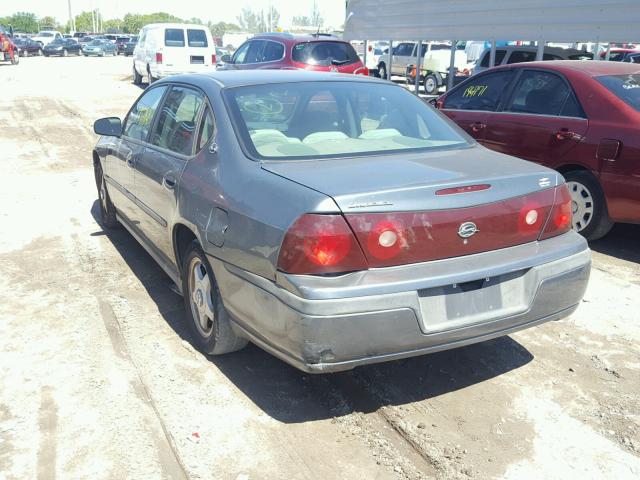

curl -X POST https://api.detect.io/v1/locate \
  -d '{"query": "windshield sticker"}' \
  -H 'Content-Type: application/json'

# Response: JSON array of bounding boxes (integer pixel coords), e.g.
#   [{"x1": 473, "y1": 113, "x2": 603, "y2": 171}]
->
[{"x1": 463, "y1": 85, "x2": 489, "y2": 97}]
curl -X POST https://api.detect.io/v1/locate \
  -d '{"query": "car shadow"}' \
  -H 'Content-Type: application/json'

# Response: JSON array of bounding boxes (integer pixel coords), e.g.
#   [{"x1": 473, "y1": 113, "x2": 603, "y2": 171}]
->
[
  {"x1": 91, "y1": 201, "x2": 534, "y2": 423},
  {"x1": 590, "y1": 223, "x2": 640, "y2": 265}
]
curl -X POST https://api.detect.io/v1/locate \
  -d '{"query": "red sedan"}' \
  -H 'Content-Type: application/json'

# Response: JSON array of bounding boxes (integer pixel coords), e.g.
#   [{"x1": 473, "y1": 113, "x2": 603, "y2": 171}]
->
[{"x1": 436, "y1": 61, "x2": 640, "y2": 240}]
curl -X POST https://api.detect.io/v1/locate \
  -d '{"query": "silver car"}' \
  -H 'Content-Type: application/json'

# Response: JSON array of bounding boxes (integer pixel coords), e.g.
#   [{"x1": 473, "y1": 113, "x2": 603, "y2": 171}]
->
[{"x1": 92, "y1": 71, "x2": 591, "y2": 373}]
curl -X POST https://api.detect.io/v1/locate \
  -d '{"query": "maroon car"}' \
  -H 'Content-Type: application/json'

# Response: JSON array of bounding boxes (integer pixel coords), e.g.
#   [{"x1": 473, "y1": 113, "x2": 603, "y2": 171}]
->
[
  {"x1": 221, "y1": 33, "x2": 368, "y2": 75},
  {"x1": 436, "y1": 61, "x2": 640, "y2": 240}
]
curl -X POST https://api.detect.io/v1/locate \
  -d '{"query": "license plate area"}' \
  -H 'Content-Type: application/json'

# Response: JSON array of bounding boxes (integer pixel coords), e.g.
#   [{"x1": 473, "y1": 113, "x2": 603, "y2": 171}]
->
[
  {"x1": 190, "y1": 56, "x2": 204, "y2": 64},
  {"x1": 417, "y1": 269, "x2": 533, "y2": 334}
]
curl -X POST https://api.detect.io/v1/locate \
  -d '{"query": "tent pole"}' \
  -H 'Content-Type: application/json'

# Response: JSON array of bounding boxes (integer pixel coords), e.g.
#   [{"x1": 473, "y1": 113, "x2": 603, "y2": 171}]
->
[
  {"x1": 536, "y1": 40, "x2": 545, "y2": 61},
  {"x1": 387, "y1": 39, "x2": 393, "y2": 80},
  {"x1": 489, "y1": 40, "x2": 496, "y2": 67},
  {"x1": 448, "y1": 40, "x2": 456, "y2": 91},
  {"x1": 605, "y1": 43, "x2": 611, "y2": 61},
  {"x1": 415, "y1": 40, "x2": 422, "y2": 95},
  {"x1": 363, "y1": 40, "x2": 368, "y2": 67},
  {"x1": 594, "y1": 41, "x2": 600, "y2": 60}
]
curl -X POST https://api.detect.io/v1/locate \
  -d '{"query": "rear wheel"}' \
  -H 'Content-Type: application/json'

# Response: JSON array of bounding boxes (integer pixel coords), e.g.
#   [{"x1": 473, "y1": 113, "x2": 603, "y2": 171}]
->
[
  {"x1": 62, "y1": 49, "x2": 68, "y2": 57},
  {"x1": 181, "y1": 241, "x2": 248, "y2": 355},
  {"x1": 22, "y1": 49, "x2": 28, "y2": 57},
  {"x1": 38, "y1": 48, "x2": 43, "y2": 56},
  {"x1": 10, "y1": 51, "x2": 19, "y2": 65},
  {"x1": 378, "y1": 62, "x2": 387, "y2": 80},
  {"x1": 424, "y1": 73, "x2": 439, "y2": 94},
  {"x1": 564, "y1": 170, "x2": 613, "y2": 241},
  {"x1": 147, "y1": 65, "x2": 157, "y2": 84},
  {"x1": 133, "y1": 64, "x2": 142, "y2": 85}
]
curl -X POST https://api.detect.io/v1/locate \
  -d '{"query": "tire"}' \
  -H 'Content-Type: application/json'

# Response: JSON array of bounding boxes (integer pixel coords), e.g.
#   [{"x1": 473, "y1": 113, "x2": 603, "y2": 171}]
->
[
  {"x1": 147, "y1": 66, "x2": 157, "y2": 84},
  {"x1": 423, "y1": 73, "x2": 439, "y2": 95},
  {"x1": 94, "y1": 163, "x2": 119, "y2": 229},
  {"x1": 378, "y1": 62, "x2": 387, "y2": 80},
  {"x1": 22, "y1": 49, "x2": 28, "y2": 57},
  {"x1": 62, "y1": 49, "x2": 68, "y2": 57},
  {"x1": 44, "y1": 53, "x2": 49, "y2": 57},
  {"x1": 38, "y1": 48, "x2": 43, "y2": 56},
  {"x1": 11, "y1": 51, "x2": 19, "y2": 65},
  {"x1": 133, "y1": 64, "x2": 142, "y2": 85},
  {"x1": 181, "y1": 241, "x2": 248, "y2": 355},
  {"x1": 564, "y1": 170, "x2": 613, "y2": 241}
]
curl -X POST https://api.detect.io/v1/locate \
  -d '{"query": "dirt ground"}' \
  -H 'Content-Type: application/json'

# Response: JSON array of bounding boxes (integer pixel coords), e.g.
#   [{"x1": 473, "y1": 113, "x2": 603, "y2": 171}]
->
[{"x1": 0, "y1": 56, "x2": 639, "y2": 480}]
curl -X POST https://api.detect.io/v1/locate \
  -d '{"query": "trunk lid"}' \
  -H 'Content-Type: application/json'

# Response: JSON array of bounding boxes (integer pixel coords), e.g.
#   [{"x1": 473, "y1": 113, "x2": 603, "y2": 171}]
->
[{"x1": 262, "y1": 145, "x2": 561, "y2": 213}]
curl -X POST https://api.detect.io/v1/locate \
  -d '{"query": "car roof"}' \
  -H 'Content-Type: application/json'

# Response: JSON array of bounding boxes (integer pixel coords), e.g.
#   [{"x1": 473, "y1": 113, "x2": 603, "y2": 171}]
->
[
  {"x1": 162, "y1": 70, "x2": 389, "y2": 89},
  {"x1": 144, "y1": 23, "x2": 209, "y2": 30},
  {"x1": 493, "y1": 60, "x2": 640, "y2": 76},
  {"x1": 487, "y1": 45, "x2": 586, "y2": 55},
  {"x1": 252, "y1": 33, "x2": 344, "y2": 44}
]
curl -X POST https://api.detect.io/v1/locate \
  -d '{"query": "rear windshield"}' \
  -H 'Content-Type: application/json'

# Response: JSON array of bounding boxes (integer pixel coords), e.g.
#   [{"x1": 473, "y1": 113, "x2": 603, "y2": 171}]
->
[
  {"x1": 292, "y1": 41, "x2": 360, "y2": 66},
  {"x1": 224, "y1": 81, "x2": 469, "y2": 160},
  {"x1": 164, "y1": 28, "x2": 185, "y2": 47},
  {"x1": 187, "y1": 29, "x2": 208, "y2": 47},
  {"x1": 596, "y1": 74, "x2": 640, "y2": 111},
  {"x1": 39, "y1": 32, "x2": 54, "y2": 37}
]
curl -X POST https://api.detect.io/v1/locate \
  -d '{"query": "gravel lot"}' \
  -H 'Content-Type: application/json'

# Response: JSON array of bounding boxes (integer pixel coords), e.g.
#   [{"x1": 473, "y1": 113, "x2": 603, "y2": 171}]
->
[{"x1": 0, "y1": 56, "x2": 639, "y2": 480}]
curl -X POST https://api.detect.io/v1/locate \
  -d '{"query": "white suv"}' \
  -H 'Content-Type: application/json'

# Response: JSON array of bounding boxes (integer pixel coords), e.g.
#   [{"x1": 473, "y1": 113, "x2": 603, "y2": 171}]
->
[
  {"x1": 133, "y1": 23, "x2": 216, "y2": 84},
  {"x1": 32, "y1": 30, "x2": 62, "y2": 46}
]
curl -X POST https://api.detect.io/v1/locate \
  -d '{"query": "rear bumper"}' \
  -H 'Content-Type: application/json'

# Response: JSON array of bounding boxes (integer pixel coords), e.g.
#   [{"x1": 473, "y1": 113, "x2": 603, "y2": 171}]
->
[
  {"x1": 210, "y1": 232, "x2": 590, "y2": 373},
  {"x1": 151, "y1": 64, "x2": 215, "y2": 78}
]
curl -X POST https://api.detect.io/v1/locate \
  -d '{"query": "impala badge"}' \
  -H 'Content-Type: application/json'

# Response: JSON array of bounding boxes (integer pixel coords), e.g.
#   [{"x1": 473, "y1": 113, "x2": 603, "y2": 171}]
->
[{"x1": 458, "y1": 222, "x2": 478, "y2": 239}]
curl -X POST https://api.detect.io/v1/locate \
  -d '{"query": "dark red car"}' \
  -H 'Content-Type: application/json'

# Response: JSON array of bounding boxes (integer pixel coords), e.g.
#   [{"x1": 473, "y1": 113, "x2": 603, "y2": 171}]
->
[
  {"x1": 435, "y1": 61, "x2": 640, "y2": 240},
  {"x1": 220, "y1": 33, "x2": 368, "y2": 75}
]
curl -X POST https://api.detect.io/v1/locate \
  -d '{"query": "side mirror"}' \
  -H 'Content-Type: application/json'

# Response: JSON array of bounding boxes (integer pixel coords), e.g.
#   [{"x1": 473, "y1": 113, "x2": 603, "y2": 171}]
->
[
  {"x1": 94, "y1": 117, "x2": 122, "y2": 137},
  {"x1": 220, "y1": 54, "x2": 232, "y2": 63}
]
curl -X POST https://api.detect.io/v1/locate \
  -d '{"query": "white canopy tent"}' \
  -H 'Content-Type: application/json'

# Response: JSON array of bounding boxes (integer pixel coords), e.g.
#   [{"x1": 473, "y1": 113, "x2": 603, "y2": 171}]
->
[{"x1": 344, "y1": 0, "x2": 640, "y2": 93}]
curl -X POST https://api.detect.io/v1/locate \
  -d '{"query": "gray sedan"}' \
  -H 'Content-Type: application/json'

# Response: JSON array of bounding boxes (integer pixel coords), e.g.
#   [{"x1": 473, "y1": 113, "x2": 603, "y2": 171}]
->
[{"x1": 92, "y1": 71, "x2": 590, "y2": 373}]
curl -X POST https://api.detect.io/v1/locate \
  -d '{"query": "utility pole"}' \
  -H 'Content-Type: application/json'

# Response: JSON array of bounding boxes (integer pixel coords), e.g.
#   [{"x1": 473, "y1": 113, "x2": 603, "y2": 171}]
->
[{"x1": 67, "y1": 0, "x2": 75, "y2": 34}]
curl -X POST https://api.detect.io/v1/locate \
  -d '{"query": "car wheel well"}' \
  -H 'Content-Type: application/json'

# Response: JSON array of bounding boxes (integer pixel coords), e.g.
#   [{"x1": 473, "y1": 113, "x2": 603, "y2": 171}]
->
[
  {"x1": 556, "y1": 164, "x2": 591, "y2": 177},
  {"x1": 174, "y1": 224, "x2": 198, "y2": 275}
]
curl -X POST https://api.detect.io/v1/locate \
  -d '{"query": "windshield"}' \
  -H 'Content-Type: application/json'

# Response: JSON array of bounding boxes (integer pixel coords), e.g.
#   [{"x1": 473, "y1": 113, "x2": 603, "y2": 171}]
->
[
  {"x1": 38, "y1": 32, "x2": 54, "y2": 37},
  {"x1": 292, "y1": 41, "x2": 360, "y2": 66},
  {"x1": 225, "y1": 81, "x2": 469, "y2": 160},
  {"x1": 88, "y1": 40, "x2": 104, "y2": 46},
  {"x1": 596, "y1": 74, "x2": 640, "y2": 111}
]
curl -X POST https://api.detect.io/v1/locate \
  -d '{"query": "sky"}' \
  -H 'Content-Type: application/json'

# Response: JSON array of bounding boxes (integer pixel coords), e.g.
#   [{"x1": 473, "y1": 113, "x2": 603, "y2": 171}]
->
[{"x1": 0, "y1": 0, "x2": 347, "y2": 28}]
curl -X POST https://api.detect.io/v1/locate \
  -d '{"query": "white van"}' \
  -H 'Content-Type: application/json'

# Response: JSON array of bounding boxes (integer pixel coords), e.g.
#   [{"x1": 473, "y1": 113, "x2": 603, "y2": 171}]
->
[{"x1": 133, "y1": 23, "x2": 216, "y2": 84}]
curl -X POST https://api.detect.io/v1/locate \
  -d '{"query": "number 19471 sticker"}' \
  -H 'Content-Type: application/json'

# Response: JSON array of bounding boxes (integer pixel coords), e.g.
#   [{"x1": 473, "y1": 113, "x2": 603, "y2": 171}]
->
[{"x1": 463, "y1": 85, "x2": 489, "y2": 97}]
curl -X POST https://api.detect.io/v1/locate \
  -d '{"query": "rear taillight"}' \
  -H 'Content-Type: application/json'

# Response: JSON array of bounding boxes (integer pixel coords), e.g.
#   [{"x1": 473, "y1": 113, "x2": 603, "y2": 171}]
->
[
  {"x1": 212, "y1": 54, "x2": 216, "y2": 64},
  {"x1": 354, "y1": 66, "x2": 369, "y2": 76},
  {"x1": 155, "y1": 52, "x2": 163, "y2": 63},
  {"x1": 277, "y1": 214, "x2": 368, "y2": 275},
  {"x1": 539, "y1": 184, "x2": 572, "y2": 240}
]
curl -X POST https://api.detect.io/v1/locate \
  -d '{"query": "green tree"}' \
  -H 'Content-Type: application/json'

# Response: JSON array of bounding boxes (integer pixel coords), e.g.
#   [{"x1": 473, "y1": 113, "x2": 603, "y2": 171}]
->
[
  {"x1": 311, "y1": 1, "x2": 324, "y2": 27},
  {"x1": 103, "y1": 19, "x2": 123, "y2": 33},
  {"x1": 39, "y1": 16, "x2": 61, "y2": 31},
  {"x1": 236, "y1": 8, "x2": 262, "y2": 33},
  {"x1": 74, "y1": 11, "x2": 96, "y2": 33},
  {"x1": 208, "y1": 21, "x2": 241, "y2": 38},
  {"x1": 292, "y1": 15, "x2": 312, "y2": 27},
  {"x1": 265, "y1": 6, "x2": 280, "y2": 30},
  {"x1": 7, "y1": 12, "x2": 39, "y2": 33}
]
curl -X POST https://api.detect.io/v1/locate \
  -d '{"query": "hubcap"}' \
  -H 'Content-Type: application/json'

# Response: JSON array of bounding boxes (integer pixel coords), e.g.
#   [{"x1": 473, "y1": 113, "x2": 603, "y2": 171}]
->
[
  {"x1": 188, "y1": 258, "x2": 215, "y2": 337},
  {"x1": 567, "y1": 180, "x2": 594, "y2": 232},
  {"x1": 426, "y1": 78, "x2": 436, "y2": 92}
]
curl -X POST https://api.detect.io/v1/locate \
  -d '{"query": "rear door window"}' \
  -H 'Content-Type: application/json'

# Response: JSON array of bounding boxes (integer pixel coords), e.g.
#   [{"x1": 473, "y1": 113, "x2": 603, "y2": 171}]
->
[
  {"x1": 444, "y1": 70, "x2": 515, "y2": 111},
  {"x1": 262, "y1": 41, "x2": 284, "y2": 62},
  {"x1": 292, "y1": 41, "x2": 360, "y2": 66},
  {"x1": 150, "y1": 86, "x2": 205, "y2": 156},
  {"x1": 507, "y1": 51, "x2": 536, "y2": 64},
  {"x1": 244, "y1": 40, "x2": 266, "y2": 63},
  {"x1": 164, "y1": 28, "x2": 185, "y2": 47},
  {"x1": 505, "y1": 70, "x2": 580, "y2": 116},
  {"x1": 123, "y1": 86, "x2": 167, "y2": 141},
  {"x1": 480, "y1": 49, "x2": 507, "y2": 67},
  {"x1": 187, "y1": 29, "x2": 208, "y2": 48},
  {"x1": 197, "y1": 106, "x2": 215, "y2": 151}
]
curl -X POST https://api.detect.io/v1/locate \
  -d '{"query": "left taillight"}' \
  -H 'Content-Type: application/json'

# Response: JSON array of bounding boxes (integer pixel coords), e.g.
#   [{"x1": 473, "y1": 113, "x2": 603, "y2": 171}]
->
[
  {"x1": 211, "y1": 53, "x2": 216, "y2": 64},
  {"x1": 539, "y1": 184, "x2": 572, "y2": 240},
  {"x1": 155, "y1": 52, "x2": 163, "y2": 63},
  {"x1": 277, "y1": 214, "x2": 368, "y2": 275}
]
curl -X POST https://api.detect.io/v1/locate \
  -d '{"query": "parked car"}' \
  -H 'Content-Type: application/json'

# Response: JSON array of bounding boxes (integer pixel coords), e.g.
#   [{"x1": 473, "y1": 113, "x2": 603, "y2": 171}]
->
[
  {"x1": 32, "y1": 30, "x2": 62, "y2": 46},
  {"x1": 0, "y1": 24, "x2": 19, "y2": 65},
  {"x1": 91, "y1": 70, "x2": 590, "y2": 373},
  {"x1": 43, "y1": 38, "x2": 82, "y2": 57},
  {"x1": 115, "y1": 36, "x2": 130, "y2": 54},
  {"x1": 123, "y1": 36, "x2": 138, "y2": 56},
  {"x1": 473, "y1": 46, "x2": 593, "y2": 74},
  {"x1": 133, "y1": 23, "x2": 216, "y2": 85},
  {"x1": 220, "y1": 33, "x2": 368, "y2": 75},
  {"x1": 600, "y1": 48, "x2": 640, "y2": 62},
  {"x1": 435, "y1": 61, "x2": 640, "y2": 240},
  {"x1": 14, "y1": 37, "x2": 43, "y2": 57},
  {"x1": 405, "y1": 45, "x2": 470, "y2": 94},
  {"x1": 82, "y1": 39, "x2": 117, "y2": 57}
]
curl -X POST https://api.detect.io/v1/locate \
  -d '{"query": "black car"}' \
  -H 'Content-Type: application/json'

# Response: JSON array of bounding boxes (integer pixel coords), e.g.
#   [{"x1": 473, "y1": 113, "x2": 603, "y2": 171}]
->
[
  {"x1": 115, "y1": 36, "x2": 130, "y2": 55},
  {"x1": 14, "y1": 38, "x2": 43, "y2": 56},
  {"x1": 123, "y1": 36, "x2": 138, "y2": 56},
  {"x1": 43, "y1": 38, "x2": 82, "y2": 57}
]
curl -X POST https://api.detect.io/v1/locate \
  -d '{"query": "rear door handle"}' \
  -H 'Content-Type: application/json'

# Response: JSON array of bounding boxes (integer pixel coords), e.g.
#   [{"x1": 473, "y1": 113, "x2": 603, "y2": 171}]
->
[
  {"x1": 555, "y1": 128, "x2": 579, "y2": 140},
  {"x1": 469, "y1": 122, "x2": 486, "y2": 133},
  {"x1": 163, "y1": 173, "x2": 177, "y2": 190}
]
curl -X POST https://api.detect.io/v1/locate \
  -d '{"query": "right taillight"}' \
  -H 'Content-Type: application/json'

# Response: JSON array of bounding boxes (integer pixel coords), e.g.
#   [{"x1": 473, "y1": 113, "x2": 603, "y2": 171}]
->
[
  {"x1": 277, "y1": 214, "x2": 368, "y2": 275},
  {"x1": 539, "y1": 184, "x2": 573, "y2": 240},
  {"x1": 155, "y1": 52, "x2": 163, "y2": 63}
]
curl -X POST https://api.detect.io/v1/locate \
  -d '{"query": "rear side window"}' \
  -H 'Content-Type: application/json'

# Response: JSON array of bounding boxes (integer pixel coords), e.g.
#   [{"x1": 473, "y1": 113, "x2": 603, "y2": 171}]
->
[
  {"x1": 187, "y1": 29, "x2": 208, "y2": 48},
  {"x1": 165, "y1": 29, "x2": 185, "y2": 47},
  {"x1": 150, "y1": 86, "x2": 205, "y2": 155},
  {"x1": 262, "y1": 41, "x2": 284, "y2": 62},
  {"x1": 292, "y1": 41, "x2": 360, "y2": 66},
  {"x1": 444, "y1": 70, "x2": 514, "y2": 111},
  {"x1": 480, "y1": 49, "x2": 506, "y2": 67},
  {"x1": 596, "y1": 74, "x2": 640, "y2": 112},
  {"x1": 505, "y1": 70, "x2": 582, "y2": 117},
  {"x1": 123, "y1": 86, "x2": 167, "y2": 141},
  {"x1": 507, "y1": 51, "x2": 535, "y2": 64},
  {"x1": 197, "y1": 106, "x2": 215, "y2": 151}
]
